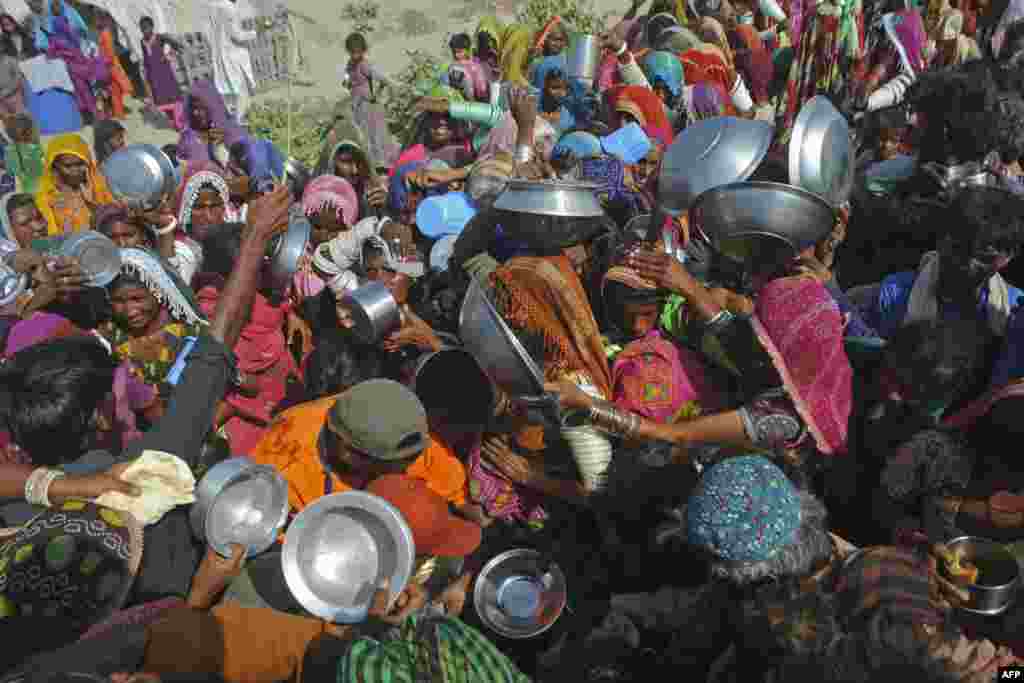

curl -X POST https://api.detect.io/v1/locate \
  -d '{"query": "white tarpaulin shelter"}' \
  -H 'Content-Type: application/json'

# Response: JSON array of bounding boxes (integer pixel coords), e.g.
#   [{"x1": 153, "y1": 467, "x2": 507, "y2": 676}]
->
[
  {"x1": 81, "y1": 0, "x2": 183, "y2": 60},
  {"x1": 2, "y1": 0, "x2": 32, "y2": 22}
]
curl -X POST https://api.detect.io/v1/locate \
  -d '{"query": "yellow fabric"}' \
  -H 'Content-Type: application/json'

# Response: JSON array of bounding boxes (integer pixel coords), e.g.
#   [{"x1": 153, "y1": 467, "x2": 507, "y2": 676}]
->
[
  {"x1": 35, "y1": 133, "x2": 114, "y2": 235},
  {"x1": 476, "y1": 16, "x2": 504, "y2": 53},
  {"x1": 500, "y1": 24, "x2": 533, "y2": 86}
]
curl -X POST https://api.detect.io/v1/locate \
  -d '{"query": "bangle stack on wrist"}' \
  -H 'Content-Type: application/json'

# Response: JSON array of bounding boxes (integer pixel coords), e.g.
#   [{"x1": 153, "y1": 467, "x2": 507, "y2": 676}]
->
[
  {"x1": 588, "y1": 400, "x2": 640, "y2": 438},
  {"x1": 24, "y1": 467, "x2": 66, "y2": 507}
]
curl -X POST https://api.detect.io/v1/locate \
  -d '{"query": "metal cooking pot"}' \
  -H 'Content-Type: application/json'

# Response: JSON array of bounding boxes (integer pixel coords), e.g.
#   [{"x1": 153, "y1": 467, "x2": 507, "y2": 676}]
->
[
  {"x1": 658, "y1": 117, "x2": 774, "y2": 215},
  {"x1": 266, "y1": 209, "x2": 311, "y2": 294},
  {"x1": 283, "y1": 157, "x2": 311, "y2": 201},
  {"x1": 342, "y1": 281, "x2": 401, "y2": 345},
  {"x1": 788, "y1": 96, "x2": 854, "y2": 207},
  {"x1": 945, "y1": 536, "x2": 1020, "y2": 616},
  {"x1": 567, "y1": 34, "x2": 601, "y2": 87},
  {"x1": 493, "y1": 179, "x2": 604, "y2": 218},
  {"x1": 458, "y1": 276, "x2": 545, "y2": 399},
  {"x1": 190, "y1": 457, "x2": 289, "y2": 559},
  {"x1": 101, "y1": 144, "x2": 177, "y2": 212},
  {"x1": 691, "y1": 181, "x2": 835, "y2": 269}
]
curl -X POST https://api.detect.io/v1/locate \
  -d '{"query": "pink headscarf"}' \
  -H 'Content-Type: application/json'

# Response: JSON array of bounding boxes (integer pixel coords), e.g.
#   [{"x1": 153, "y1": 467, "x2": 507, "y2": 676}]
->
[
  {"x1": 751, "y1": 276, "x2": 853, "y2": 455},
  {"x1": 302, "y1": 175, "x2": 359, "y2": 227}
]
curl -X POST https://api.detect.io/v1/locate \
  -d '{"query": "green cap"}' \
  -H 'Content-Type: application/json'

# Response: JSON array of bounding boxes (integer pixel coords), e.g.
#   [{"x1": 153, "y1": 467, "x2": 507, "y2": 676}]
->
[{"x1": 327, "y1": 379, "x2": 430, "y2": 461}]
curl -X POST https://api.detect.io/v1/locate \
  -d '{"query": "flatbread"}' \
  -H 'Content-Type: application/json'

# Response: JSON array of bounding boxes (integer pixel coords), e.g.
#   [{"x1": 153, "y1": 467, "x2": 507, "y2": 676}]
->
[{"x1": 95, "y1": 450, "x2": 196, "y2": 526}]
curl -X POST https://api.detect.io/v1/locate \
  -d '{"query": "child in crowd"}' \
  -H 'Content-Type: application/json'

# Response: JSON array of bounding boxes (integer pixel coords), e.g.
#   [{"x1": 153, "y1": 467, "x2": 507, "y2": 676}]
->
[{"x1": 342, "y1": 32, "x2": 397, "y2": 170}]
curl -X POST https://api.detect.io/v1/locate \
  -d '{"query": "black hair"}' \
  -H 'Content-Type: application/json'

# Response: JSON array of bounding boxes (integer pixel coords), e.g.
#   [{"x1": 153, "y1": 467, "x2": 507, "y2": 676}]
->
[
  {"x1": 303, "y1": 328, "x2": 382, "y2": 401},
  {"x1": 6, "y1": 192, "x2": 36, "y2": 222},
  {"x1": 947, "y1": 185, "x2": 1024, "y2": 255},
  {"x1": 107, "y1": 270, "x2": 150, "y2": 297},
  {"x1": 139, "y1": 15, "x2": 154, "y2": 28},
  {"x1": 197, "y1": 223, "x2": 245, "y2": 278},
  {"x1": 0, "y1": 337, "x2": 117, "y2": 466},
  {"x1": 884, "y1": 318, "x2": 993, "y2": 412},
  {"x1": 407, "y1": 267, "x2": 464, "y2": 336},
  {"x1": 449, "y1": 32, "x2": 471, "y2": 52},
  {"x1": 345, "y1": 32, "x2": 367, "y2": 53}
]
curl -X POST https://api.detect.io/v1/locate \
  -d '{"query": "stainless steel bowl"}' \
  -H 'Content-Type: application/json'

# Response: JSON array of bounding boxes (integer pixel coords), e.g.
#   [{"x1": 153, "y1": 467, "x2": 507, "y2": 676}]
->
[
  {"x1": 59, "y1": 231, "x2": 121, "y2": 287},
  {"x1": 493, "y1": 179, "x2": 604, "y2": 218},
  {"x1": 190, "y1": 457, "x2": 289, "y2": 559},
  {"x1": 659, "y1": 116, "x2": 774, "y2": 214},
  {"x1": 0, "y1": 263, "x2": 28, "y2": 308},
  {"x1": 101, "y1": 144, "x2": 177, "y2": 212},
  {"x1": 283, "y1": 157, "x2": 311, "y2": 200},
  {"x1": 692, "y1": 181, "x2": 836, "y2": 269},
  {"x1": 266, "y1": 209, "x2": 311, "y2": 295},
  {"x1": 788, "y1": 96, "x2": 854, "y2": 207},
  {"x1": 459, "y1": 276, "x2": 545, "y2": 399},
  {"x1": 281, "y1": 491, "x2": 415, "y2": 624},
  {"x1": 945, "y1": 536, "x2": 1020, "y2": 616},
  {"x1": 473, "y1": 548, "x2": 568, "y2": 639},
  {"x1": 342, "y1": 281, "x2": 401, "y2": 345},
  {"x1": 567, "y1": 34, "x2": 601, "y2": 87}
]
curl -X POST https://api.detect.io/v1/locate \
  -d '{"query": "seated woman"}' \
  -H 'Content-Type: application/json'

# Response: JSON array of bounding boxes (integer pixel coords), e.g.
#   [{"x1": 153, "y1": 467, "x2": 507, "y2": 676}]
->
[
  {"x1": 101, "y1": 248, "x2": 207, "y2": 396},
  {"x1": 176, "y1": 79, "x2": 247, "y2": 168}
]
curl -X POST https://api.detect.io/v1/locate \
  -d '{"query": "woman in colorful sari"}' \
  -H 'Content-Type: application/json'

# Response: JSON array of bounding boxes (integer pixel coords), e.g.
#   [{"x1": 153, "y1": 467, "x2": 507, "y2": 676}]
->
[
  {"x1": 45, "y1": 14, "x2": 107, "y2": 124},
  {"x1": 728, "y1": 16, "x2": 776, "y2": 106},
  {"x1": 679, "y1": 39, "x2": 740, "y2": 113},
  {"x1": 640, "y1": 50, "x2": 686, "y2": 127},
  {"x1": 294, "y1": 175, "x2": 359, "y2": 301},
  {"x1": 317, "y1": 126, "x2": 388, "y2": 219},
  {"x1": 391, "y1": 111, "x2": 472, "y2": 176},
  {"x1": 776, "y1": 0, "x2": 863, "y2": 146},
  {"x1": 530, "y1": 55, "x2": 578, "y2": 135},
  {"x1": 96, "y1": 13, "x2": 133, "y2": 119},
  {"x1": 35, "y1": 133, "x2": 114, "y2": 235},
  {"x1": 854, "y1": 2, "x2": 928, "y2": 108},
  {"x1": 176, "y1": 79, "x2": 248, "y2": 167},
  {"x1": 469, "y1": 255, "x2": 616, "y2": 526},
  {"x1": 101, "y1": 248, "x2": 206, "y2": 393}
]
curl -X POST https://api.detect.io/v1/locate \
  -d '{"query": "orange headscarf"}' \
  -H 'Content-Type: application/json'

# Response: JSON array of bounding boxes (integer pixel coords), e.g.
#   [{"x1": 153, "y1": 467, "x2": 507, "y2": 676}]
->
[{"x1": 608, "y1": 85, "x2": 675, "y2": 147}]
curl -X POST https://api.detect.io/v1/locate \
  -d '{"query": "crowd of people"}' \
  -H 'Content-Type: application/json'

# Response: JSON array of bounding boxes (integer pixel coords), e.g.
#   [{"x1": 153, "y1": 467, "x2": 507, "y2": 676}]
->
[{"x1": 3, "y1": 0, "x2": 1024, "y2": 679}]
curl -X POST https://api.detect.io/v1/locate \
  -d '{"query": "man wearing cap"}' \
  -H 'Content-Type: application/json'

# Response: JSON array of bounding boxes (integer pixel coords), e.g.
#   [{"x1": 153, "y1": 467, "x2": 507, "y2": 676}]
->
[{"x1": 249, "y1": 379, "x2": 468, "y2": 514}]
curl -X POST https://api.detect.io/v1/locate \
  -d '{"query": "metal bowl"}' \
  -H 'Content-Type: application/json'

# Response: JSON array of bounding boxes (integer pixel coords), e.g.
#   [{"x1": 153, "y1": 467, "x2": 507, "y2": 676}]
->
[
  {"x1": 493, "y1": 179, "x2": 604, "y2": 218},
  {"x1": 0, "y1": 263, "x2": 28, "y2": 308},
  {"x1": 788, "y1": 96, "x2": 854, "y2": 207},
  {"x1": 283, "y1": 157, "x2": 311, "y2": 201},
  {"x1": 281, "y1": 491, "x2": 415, "y2": 624},
  {"x1": 692, "y1": 181, "x2": 836, "y2": 269},
  {"x1": 190, "y1": 457, "x2": 289, "y2": 559},
  {"x1": 59, "y1": 231, "x2": 121, "y2": 287},
  {"x1": 658, "y1": 117, "x2": 774, "y2": 214},
  {"x1": 459, "y1": 276, "x2": 545, "y2": 399},
  {"x1": 473, "y1": 548, "x2": 568, "y2": 639},
  {"x1": 101, "y1": 144, "x2": 177, "y2": 212},
  {"x1": 266, "y1": 209, "x2": 311, "y2": 294},
  {"x1": 945, "y1": 536, "x2": 1021, "y2": 616},
  {"x1": 342, "y1": 281, "x2": 401, "y2": 345}
]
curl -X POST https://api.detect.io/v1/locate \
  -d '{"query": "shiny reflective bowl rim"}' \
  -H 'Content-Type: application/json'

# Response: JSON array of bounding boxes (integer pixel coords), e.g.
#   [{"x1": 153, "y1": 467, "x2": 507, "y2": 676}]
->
[
  {"x1": 473, "y1": 548, "x2": 568, "y2": 639},
  {"x1": 204, "y1": 463, "x2": 289, "y2": 559},
  {"x1": 946, "y1": 535, "x2": 1021, "y2": 616}
]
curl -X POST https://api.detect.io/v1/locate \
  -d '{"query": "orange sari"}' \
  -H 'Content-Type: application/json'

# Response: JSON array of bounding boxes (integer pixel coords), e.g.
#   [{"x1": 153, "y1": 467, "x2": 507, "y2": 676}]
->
[{"x1": 100, "y1": 29, "x2": 133, "y2": 118}]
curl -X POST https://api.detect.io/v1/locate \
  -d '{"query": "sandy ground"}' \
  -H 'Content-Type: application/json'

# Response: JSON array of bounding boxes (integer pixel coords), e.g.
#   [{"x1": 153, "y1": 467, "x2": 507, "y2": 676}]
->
[{"x1": 55, "y1": 0, "x2": 635, "y2": 152}]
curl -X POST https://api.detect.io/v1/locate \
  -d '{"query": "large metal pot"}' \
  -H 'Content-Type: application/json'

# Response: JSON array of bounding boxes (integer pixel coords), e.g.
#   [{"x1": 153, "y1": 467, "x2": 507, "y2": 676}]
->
[
  {"x1": 691, "y1": 181, "x2": 835, "y2": 269},
  {"x1": 945, "y1": 536, "x2": 1020, "y2": 616},
  {"x1": 458, "y1": 276, "x2": 545, "y2": 399},
  {"x1": 567, "y1": 34, "x2": 601, "y2": 87},
  {"x1": 342, "y1": 281, "x2": 401, "y2": 345},
  {"x1": 788, "y1": 96, "x2": 854, "y2": 207},
  {"x1": 658, "y1": 117, "x2": 774, "y2": 215},
  {"x1": 101, "y1": 144, "x2": 177, "y2": 212},
  {"x1": 493, "y1": 179, "x2": 604, "y2": 218}
]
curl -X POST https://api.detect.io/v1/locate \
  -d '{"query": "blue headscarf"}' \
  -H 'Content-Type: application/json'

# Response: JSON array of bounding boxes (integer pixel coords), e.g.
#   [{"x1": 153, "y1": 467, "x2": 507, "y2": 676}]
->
[
  {"x1": 245, "y1": 138, "x2": 285, "y2": 191},
  {"x1": 641, "y1": 51, "x2": 684, "y2": 99},
  {"x1": 31, "y1": 0, "x2": 88, "y2": 51},
  {"x1": 530, "y1": 55, "x2": 579, "y2": 134}
]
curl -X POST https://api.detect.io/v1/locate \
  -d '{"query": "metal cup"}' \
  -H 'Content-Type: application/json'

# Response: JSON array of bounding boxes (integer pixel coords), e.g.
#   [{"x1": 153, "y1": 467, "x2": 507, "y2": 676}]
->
[{"x1": 567, "y1": 34, "x2": 600, "y2": 89}]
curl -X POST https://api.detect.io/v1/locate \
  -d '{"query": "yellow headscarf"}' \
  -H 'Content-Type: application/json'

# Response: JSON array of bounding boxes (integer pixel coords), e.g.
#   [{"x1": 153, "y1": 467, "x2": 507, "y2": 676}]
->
[
  {"x1": 476, "y1": 16, "x2": 504, "y2": 55},
  {"x1": 500, "y1": 24, "x2": 533, "y2": 87},
  {"x1": 36, "y1": 133, "x2": 114, "y2": 236}
]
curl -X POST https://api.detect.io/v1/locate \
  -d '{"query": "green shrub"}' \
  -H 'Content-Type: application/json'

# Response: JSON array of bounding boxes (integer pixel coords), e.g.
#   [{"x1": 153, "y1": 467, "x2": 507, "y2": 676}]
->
[
  {"x1": 515, "y1": 0, "x2": 606, "y2": 35},
  {"x1": 340, "y1": 0, "x2": 380, "y2": 35},
  {"x1": 382, "y1": 49, "x2": 447, "y2": 140},
  {"x1": 396, "y1": 9, "x2": 439, "y2": 37},
  {"x1": 245, "y1": 98, "x2": 333, "y2": 169}
]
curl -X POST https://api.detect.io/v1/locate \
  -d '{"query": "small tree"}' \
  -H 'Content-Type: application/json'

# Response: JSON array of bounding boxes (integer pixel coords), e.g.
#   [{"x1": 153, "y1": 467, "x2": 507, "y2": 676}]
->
[
  {"x1": 340, "y1": 0, "x2": 380, "y2": 35},
  {"x1": 382, "y1": 49, "x2": 447, "y2": 140},
  {"x1": 515, "y1": 0, "x2": 606, "y2": 35}
]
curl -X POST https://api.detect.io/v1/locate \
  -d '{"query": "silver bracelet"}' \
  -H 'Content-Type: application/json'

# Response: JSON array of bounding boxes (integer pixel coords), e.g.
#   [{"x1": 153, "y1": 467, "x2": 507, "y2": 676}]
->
[
  {"x1": 24, "y1": 468, "x2": 65, "y2": 507},
  {"x1": 514, "y1": 144, "x2": 533, "y2": 164},
  {"x1": 588, "y1": 400, "x2": 640, "y2": 438},
  {"x1": 154, "y1": 217, "x2": 178, "y2": 236}
]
